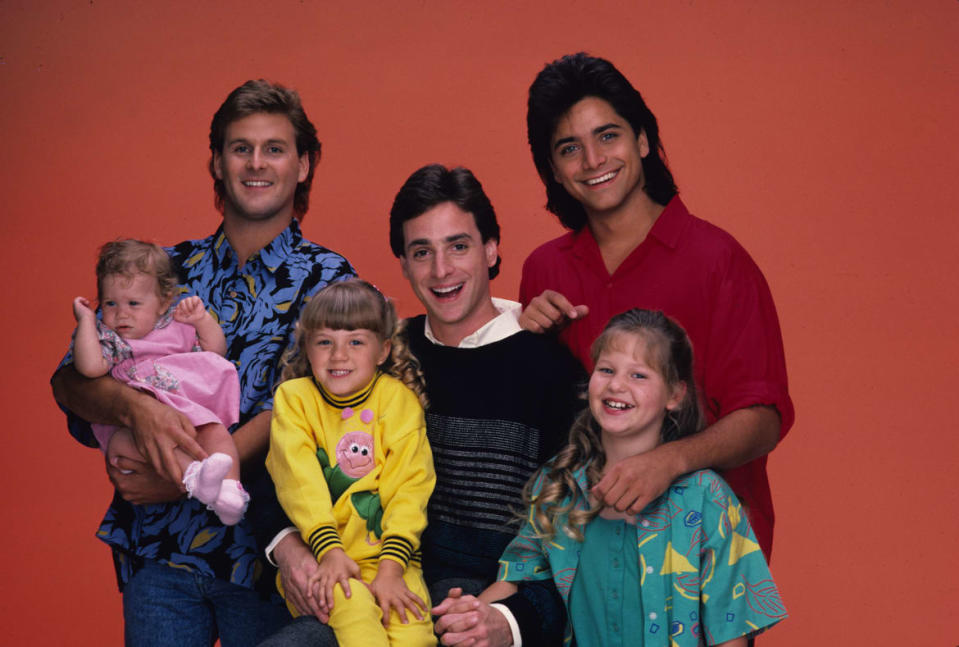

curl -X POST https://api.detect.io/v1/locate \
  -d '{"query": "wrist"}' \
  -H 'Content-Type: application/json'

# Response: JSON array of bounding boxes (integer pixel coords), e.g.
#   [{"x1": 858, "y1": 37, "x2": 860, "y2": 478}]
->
[{"x1": 662, "y1": 435, "x2": 693, "y2": 476}]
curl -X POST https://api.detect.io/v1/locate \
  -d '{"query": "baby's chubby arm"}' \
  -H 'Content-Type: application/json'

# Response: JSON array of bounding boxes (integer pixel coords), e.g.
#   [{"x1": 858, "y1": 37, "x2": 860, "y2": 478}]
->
[
  {"x1": 71, "y1": 296, "x2": 110, "y2": 378},
  {"x1": 174, "y1": 296, "x2": 227, "y2": 356}
]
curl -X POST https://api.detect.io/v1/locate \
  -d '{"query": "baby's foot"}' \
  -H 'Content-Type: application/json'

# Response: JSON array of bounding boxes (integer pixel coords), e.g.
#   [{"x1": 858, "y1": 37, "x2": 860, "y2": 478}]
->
[
  {"x1": 212, "y1": 480, "x2": 250, "y2": 526},
  {"x1": 182, "y1": 453, "x2": 233, "y2": 505}
]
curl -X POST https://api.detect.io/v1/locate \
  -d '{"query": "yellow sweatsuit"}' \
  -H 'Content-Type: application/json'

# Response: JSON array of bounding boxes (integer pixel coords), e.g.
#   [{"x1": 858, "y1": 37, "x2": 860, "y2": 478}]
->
[{"x1": 268, "y1": 373, "x2": 436, "y2": 646}]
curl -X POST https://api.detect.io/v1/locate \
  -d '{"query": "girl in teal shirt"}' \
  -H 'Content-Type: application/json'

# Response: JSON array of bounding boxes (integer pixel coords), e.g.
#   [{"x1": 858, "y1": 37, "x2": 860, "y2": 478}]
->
[{"x1": 483, "y1": 309, "x2": 786, "y2": 646}]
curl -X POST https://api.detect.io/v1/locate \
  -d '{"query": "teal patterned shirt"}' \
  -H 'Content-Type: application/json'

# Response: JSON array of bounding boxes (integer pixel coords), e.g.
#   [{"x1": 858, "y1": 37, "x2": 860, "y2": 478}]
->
[
  {"x1": 498, "y1": 467, "x2": 787, "y2": 645},
  {"x1": 62, "y1": 219, "x2": 355, "y2": 591}
]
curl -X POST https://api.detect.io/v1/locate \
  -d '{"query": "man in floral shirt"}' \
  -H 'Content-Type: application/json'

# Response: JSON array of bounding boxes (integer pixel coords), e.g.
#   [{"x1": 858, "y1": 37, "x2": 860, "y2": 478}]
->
[{"x1": 52, "y1": 80, "x2": 354, "y2": 647}]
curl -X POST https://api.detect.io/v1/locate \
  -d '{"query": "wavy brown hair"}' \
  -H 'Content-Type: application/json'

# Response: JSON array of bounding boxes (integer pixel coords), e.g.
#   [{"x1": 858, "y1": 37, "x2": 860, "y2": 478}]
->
[
  {"x1": 525, "y1": 308, "x2": 703, "y2": 542},
  {"x1": 278, "y1": 279, "x2": 428, "y2": 408}
]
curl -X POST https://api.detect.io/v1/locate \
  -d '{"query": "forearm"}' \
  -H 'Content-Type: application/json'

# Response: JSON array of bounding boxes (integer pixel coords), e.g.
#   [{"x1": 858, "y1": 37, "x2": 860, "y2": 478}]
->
[
  {"x1": 72, "y1": 321, "x2": 110, "y2": 378},
  {"x1": 52, "y1": 364, "x2": 148, "y2": 428},
  {"x1": 192, "y1": 313, "x2": 228, "y2": 356},
  {"x1": 665, "y1": 405, "x2": 781, "y2": 475},
  {"x1": 232, "y1": 410, "x2": 272, "y2": 467}
]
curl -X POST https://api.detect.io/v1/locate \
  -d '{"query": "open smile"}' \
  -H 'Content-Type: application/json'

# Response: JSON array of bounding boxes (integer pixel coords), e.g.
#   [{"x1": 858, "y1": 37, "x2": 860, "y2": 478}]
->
[
  {"x1": 430, "y1": 283, "x2": 464, "y2": 300},
  {"x1": 242, "y1": 180, "x2": 273, "y2": 188},
  {"x1": 584, "y1": 170, "x2": 619, "y2": 187},
  {"x1": 603, "y1": 398, "x2": 634, "y2": 411}
]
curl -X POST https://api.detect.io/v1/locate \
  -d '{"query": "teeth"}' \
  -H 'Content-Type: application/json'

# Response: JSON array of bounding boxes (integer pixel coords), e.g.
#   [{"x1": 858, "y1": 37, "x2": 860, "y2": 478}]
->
[
  {"x1": 586, "y1": 171, "x2": 617, "y2": 186},
  {"x1": 604, "y1": 399, "x2": 632, "y2": 410},
  {"x1": 330, "y1": 370, "x2": 350, "y2": 377},
  {"x1": 432, "y1": 284, "x2": 462, "y2": 295},
  {"x1": 243, "y1": 181, "x2": 271, "y2": 187}
]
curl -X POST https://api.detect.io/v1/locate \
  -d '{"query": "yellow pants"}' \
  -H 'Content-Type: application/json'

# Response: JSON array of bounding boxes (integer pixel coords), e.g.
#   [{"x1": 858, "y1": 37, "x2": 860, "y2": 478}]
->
[{"x1": 278, "y1": 559, "x2": 436, "y2": 647}]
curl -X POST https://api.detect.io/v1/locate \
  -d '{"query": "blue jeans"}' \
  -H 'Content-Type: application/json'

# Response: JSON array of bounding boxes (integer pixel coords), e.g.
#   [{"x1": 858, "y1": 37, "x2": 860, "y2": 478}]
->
[{"x1": 123, "y1": 560, "x2": 291, "y2": 647}]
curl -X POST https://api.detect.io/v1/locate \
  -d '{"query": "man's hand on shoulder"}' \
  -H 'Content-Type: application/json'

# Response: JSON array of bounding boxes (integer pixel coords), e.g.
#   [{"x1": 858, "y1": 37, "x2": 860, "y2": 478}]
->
[
  {"x1": 432, "y1": 588, "x2": 513, "y2": 647},
  {"x1": 593, "y1": 441, "x2": 684, "y2": 515},
  {"x1": 519, "y1": 290, "x2": 588, "y2": 334}
]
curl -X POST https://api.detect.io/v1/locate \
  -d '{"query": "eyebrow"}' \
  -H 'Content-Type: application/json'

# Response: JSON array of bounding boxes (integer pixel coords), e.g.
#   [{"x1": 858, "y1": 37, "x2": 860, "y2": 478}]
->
[
  {"x1": 552, "y1": 123, "x2": 622, "y2": 151},
  {"x1": 226, "y1": 137, "x2": 291, "y2": 147},
  {"x1": 405, "y1": 232, "x2": 472, "y2": 252}
]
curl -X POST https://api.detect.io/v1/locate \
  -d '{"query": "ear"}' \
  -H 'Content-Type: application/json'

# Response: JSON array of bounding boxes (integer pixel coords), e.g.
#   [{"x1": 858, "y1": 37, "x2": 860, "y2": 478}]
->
[
  {"x1": 213, "y1": 151, "x2": 224, "y2": 180},
  {"x1": 376, "y1": 338, "x2": 392, "y2": 367},
  {"x1": 297, "y1": 152, "x2": 309, "y2": 183},
  {"x1": 637, "y1": 129, "x2": 650, "y2": 159},
  {"x1": 666, "y1": 381, "x2": 687, "y2": 412},
  {"x1": 484, "y1": 238, "x2": 498, "y2": 268}
]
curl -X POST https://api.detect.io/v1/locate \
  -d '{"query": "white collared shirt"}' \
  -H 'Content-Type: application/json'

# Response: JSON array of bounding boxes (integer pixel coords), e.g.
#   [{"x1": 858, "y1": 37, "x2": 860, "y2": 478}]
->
[{"x1": 423, "y1": 298, "x2": 523, "y2": 348}]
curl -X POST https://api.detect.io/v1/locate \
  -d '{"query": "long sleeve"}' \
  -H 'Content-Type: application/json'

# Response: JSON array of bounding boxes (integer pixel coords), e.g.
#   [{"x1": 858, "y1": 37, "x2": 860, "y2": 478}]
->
[{"x1": 266, "y1": 379, "x2": 343, "y2": 559}]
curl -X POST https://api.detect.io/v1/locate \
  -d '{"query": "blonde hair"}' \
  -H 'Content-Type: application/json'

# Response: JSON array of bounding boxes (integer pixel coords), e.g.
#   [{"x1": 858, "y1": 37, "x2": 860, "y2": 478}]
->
[
  {"x1": 525, "y1": 308, "x2": 704, "y2": 542},
  {"x1": 278, "y1": 279, "x2": 428, "y2": 408},
  {"x1": 95, "y1": 239, "x2": 177, "y2": 303}
]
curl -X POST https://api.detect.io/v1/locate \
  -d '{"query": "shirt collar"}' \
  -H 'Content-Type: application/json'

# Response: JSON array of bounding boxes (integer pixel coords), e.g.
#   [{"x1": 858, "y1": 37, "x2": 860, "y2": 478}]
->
[
  {"x1": 313, "y1": 371, "x2": 381, "y2": 409},
  {"x1": 423, "y1": 298, "x2": 523, "y2": 348},
  {"x1": 210, "y1": 219, "x2": 303, "y2": 273},
  {"x1": 570, "y1": 195, "x2": 690, "y2": 256}
]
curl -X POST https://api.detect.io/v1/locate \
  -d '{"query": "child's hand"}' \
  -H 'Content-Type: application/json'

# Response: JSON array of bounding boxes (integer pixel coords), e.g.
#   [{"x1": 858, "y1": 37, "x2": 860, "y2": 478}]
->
[
  {"x1": 173, "y1": 296, "x2": 208, "y2": 325},
  {"x1": 307, "y1": 548, "x2": 361, "y2": 616},
  {"x1": 370, "y1": 559, "x2": 426, "y2": 626},
  {"x1": 73, "y1": 296, "x2": 95, "y2": 323}
]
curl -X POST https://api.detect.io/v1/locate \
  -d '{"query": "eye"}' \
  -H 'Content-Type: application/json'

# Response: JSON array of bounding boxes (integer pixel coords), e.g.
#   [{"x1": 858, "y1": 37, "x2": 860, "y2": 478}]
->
[
  {"x1": 129, "y1": 301, "x2": 141, "y2": 307},
  {"x1": 595, "y1": 366, "x2": 613, "y2": 375},
  {"x1": 349, "y1": 339, "x2": 364, "y2": 346},
  {"x1": 103, "y1": 300, "x2": 116, "y2": 307},
  {"x1": 350, "y1": 443, "x2": 360, "y2": 453},
  {"x1": 411, "y1": 248, "x2": 431, "y2": 260},
  {"x1": 558, "y1": 143, "x2": 580, "y2": 157},
  {"x1": 267, "y1": 145, "x2": 284, "y2": 154},
  {"x1": 232, "y1": 144, "x2": 250, "y2": 154},
  {"x1": 630, "y1": 372, "x2": 647, "y2": 380},
  {"x1": 451, "y1": 242, "x2": 469, "y2": 253},
  {"x1": 360, "y1": 447, "x2": 369, "y2": 456},
  {"x1": 314, "y1": 338, "x2": 331, "y2": 346},
  {"x1": 599, "y1": 131, "x2": 618, "y2": 143}
]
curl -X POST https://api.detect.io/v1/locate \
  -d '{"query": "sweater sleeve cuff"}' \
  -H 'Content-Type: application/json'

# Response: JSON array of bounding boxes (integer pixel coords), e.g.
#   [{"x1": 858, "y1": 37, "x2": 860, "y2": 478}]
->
[
  {"x1": 498, "y1": 592, "x2": 538, "y2": 645},
  {"x1": 306, "y1": 525, "x2": 343, "y2": 560},
  {"x1": 489, "y1": 603, "x2": 521, "y2": 647},
  {"x1": 378, "y1": 536, "x2": 415, "y2": 569}
]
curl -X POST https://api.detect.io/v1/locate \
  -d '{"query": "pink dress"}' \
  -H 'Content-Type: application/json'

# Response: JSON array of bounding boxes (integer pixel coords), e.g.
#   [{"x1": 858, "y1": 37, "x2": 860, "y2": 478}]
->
[{"x1": 90, "y1": 315, "x2": 240, "y2": 450}]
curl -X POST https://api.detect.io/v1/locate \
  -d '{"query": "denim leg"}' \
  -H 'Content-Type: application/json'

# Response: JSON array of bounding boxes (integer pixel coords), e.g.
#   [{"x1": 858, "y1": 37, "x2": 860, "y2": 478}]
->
[
  {"x1": 257, "y1": 616, "x2": 339, "y2": 647},
  {"x1": 123, "y1": 561, "x2": 216, "y2": 647},
  {"x1": 205, "y1": 578, "x2": 292, "y2": 647}
]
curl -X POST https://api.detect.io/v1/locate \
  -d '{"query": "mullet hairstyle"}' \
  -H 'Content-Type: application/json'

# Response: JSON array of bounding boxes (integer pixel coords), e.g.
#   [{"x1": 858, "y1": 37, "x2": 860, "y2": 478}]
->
[
  {"x1": 278, "y1": 279, "x2": 428, "y2": 408},
  {"x1": 388, "y1": 163, "x2": 502, "y2": 279},
  {"x1": 527, "y1": 52, "x2": 678, "y2": 230},
  {"x1": 95, "y1": 239, "x2": 178, "y2": 303},
  {"x1": 524, "y1": 308, "x2": 703, "y2": 542},
  {"x1": 208, "y1": 79, "x2": 321, "y2": 219}
]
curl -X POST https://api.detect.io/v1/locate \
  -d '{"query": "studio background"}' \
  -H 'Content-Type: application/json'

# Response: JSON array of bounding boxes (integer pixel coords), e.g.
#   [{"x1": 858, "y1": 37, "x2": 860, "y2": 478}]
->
[{"x1": 2, "y1": 1, "x2": 956, "y2": 644}]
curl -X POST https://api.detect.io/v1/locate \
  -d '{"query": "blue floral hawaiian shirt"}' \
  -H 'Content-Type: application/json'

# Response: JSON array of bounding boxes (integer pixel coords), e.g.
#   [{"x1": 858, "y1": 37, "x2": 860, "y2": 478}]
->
[{"x1": 61, "y1": 219, "x2": 355, "y2": 592}]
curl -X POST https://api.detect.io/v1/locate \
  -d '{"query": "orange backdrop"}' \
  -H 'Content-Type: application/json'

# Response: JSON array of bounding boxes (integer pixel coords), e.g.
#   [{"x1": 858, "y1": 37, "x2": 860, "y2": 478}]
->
[{"x1": 2, "y1": 1, "x2": 957, "y2": 644}]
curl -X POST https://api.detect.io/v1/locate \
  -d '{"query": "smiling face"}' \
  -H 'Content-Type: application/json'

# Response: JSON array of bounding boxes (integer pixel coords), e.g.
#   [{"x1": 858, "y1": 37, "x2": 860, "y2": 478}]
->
[
  {"x1": 213, "y1": 112, "x2": 308, "y2": 225},
  {"x1": 99, "y1": 273, "x2": 171, "y2": 340},
  {"x1": 399, "y1": 201, "x2": 499, "y2": 346},
  {"x1": 588, "y1": 332, "x2": 684, "y2": 453},
  {"x1": 549, "y1": 96, "x2": 651, "y2": 220},
  {"x1": 307, "y1": 327, "x2": 390, "y2": 398}
]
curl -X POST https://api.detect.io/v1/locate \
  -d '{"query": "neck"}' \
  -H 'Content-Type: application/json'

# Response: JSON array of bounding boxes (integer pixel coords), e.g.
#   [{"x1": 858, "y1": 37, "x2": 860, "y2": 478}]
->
[
  {"x1": 221, "y1": 212, "x2": 294, "y2": 267},
  {"x1": 586, "y1": 191, "x2": 665, "y2": 275},
  {"x1": 428, "y1": 298, "x2": 500, "y2": 347},
  {"x1": 601, "y1": 430, "x2": 662, "y2": 468}
]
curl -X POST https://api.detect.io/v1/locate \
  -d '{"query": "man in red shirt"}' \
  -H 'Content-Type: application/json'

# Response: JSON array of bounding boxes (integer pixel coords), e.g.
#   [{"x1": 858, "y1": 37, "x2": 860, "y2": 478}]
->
[{"x1": 520, "y1": 53, "x2": 793, "y2": 558}]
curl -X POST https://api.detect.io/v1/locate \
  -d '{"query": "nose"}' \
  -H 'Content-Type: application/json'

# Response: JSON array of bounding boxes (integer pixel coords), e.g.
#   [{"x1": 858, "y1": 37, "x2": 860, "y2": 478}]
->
[
  {"x1": 247, "y1": 147, "x2": 267, "y2": 170},
  {"x1": 582, "y1": 142, "x2": 606, "y2": 170},
  {"x1": 331, "y1": 342, "x2": 348, "y2": 361},
  {"x1": 431, "y1": 251, "x2": 453, "y2": 278},
  {"x1": 607, "y1": 372, "x2": 626, "y2": 391}
]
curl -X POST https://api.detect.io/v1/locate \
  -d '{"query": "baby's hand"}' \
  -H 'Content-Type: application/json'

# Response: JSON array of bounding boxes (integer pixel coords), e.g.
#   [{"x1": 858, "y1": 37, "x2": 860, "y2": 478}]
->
[
  {"x1": 370, "y1": 559, "x2": 426, "y2": 626},
  {"x1": 173, "y1": 296, "x2": 207, "y2": 325},
  {"x1": 307, "y1": 548, "x2": 361, "y2": 616},
  {"x1": 73, "y1": 296, "x2": 95, "y2": 323}
]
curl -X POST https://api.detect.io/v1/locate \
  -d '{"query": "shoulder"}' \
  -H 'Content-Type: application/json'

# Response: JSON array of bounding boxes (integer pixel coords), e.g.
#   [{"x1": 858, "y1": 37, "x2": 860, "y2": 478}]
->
[
  {"x1": 679, "y1": 211, "x2": 763, "y2": 275},
  {"x1": 523, "y1": 232, "x2": 577, "y2": 269},
  {"x1": 669, "y1": 469, "x2": 740, "y2": 507},
  {"x1": 375, "y1": 374, "x2": 421, "y2": 406},
  {"x1": 275, "y1": 376, "x2": 315, "y2": 400},
  {"x1": 288, "y1": 237, "x2": 354, "y2": 273}
]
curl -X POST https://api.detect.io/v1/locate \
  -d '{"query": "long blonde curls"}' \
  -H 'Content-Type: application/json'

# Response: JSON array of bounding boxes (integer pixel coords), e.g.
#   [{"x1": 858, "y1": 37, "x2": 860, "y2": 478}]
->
[
  {"x1": 277, "y1": 279, "x2": 428, "y2": 408},
  {"x1": 525, "y1": 308, "x2": 704, "y2": 542}
]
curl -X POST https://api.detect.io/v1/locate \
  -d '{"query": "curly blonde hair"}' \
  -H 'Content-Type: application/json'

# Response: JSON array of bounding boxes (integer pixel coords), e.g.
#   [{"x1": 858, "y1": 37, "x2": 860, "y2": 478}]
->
[
  {"x1": 278, "y1": 279, "x2": 428, "y2": 408},
  {"x1": 95, "y1": 239, "x2": 177, "y2": 303},
  {"x1": 525, "y1": 308, "x2": 704, "y2": 542}
]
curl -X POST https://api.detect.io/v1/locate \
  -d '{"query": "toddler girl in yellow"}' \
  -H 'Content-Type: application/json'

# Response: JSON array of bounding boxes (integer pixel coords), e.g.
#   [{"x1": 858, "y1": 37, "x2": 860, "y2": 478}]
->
[{"x1": 267, "y1": 279, "x2": 436, "y2": 646}]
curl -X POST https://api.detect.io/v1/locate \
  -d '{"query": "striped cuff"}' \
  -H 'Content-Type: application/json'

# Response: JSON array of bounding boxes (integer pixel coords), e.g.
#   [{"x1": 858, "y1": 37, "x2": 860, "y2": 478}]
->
[
  {"x1": 378, "y1": 536, "x2": 415, "y2": 568},
  {"x1": 306, "y1": 525, "x2": 343, "y2": 559}
]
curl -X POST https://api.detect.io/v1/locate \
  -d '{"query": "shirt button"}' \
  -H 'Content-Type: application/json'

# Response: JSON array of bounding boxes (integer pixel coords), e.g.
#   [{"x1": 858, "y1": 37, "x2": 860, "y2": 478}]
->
[
  {"x1": 641, "y1": 519, "x2": 650, "y2": 527},
  {"x1": 649, "y1": 612, "x2": 657, "y2": 620},
  {"x1": 646, "y1": 565, "x2": 654, "y2": 574}
]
